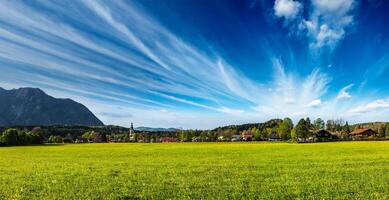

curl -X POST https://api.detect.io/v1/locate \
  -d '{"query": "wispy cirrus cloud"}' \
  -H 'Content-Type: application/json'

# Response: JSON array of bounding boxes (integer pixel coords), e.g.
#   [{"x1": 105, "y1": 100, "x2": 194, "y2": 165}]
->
[
  {"x1": 337, "y1": 84, "x2": 353, "y2": 100},
  {"x1": 0, "y1": 0, "x2": 387, "y2": 128}
]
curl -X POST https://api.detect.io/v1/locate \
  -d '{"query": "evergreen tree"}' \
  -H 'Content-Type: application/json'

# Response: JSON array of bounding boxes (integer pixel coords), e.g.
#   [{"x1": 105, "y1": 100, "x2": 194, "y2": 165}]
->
[
  {"x1": 378, "y1": 124, "x2": 386, "y2": 138},
  {"x1": 296, "y1": 118, "x2": 309, "y2": 142},
  {"x1": 291, "y1": 128, "x2": 297, "y2": 142},
  {"x1": 342, "y1": 121, "x2": 351, "y2": 139},
  {"x1": 313, "y1": 118, "x2": 325, "y2": 130},
  {"x1": 326, "y1": 120, "x2": 334, "y2": 132},
  {"x1": 277, "y1": 118, "x2": 293, "y2": 140},
  {"x1": 385, "y1": 124, "x2": 389, "y2": 138}
]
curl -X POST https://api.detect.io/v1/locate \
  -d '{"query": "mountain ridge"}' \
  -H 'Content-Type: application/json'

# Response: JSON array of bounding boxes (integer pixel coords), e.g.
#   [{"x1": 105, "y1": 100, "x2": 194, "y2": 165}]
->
[{"x1": 0, "y1": 87, "x2": 104, "y2": 126}]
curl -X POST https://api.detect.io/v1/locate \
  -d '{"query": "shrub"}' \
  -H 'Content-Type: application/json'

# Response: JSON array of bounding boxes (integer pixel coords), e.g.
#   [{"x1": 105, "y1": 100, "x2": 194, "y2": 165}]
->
[{"x1": 48, "y1": 135, "x2": 63, "y2": 143}]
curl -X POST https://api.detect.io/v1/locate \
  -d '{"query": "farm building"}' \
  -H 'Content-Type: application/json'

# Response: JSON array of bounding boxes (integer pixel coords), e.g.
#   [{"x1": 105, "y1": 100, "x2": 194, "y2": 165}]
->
[
  {"x1": 309, "y1": 130, "x2": 337, "y2": 142},
  {"x1": 268, "y1": 133, "x2": 281, "y2": 141},
  {"x1": 242, "y1": 132, "x2": 253, "y2": 141},
  {"x1": 161, "y1": 137, "x2": 178, "y2": 143},
  {"x1": 231, "y1": 134, "x2": 241, "y2": 142},
  {"x1": 217, "y1": 135, "x2": 226, "y2": 141},
  {"x1": 350, "y1": 128, "x2": 377, "y2": 138}
]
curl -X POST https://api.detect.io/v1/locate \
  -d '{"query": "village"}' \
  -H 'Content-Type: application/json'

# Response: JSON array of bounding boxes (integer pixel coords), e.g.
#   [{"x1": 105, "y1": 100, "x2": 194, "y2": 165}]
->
[
  {"x1": 1, "y1": 118, "x2": 388, "y2": 146},
  {"x1": 46, "y1": 119, "x2": 389, "y2": 144}
]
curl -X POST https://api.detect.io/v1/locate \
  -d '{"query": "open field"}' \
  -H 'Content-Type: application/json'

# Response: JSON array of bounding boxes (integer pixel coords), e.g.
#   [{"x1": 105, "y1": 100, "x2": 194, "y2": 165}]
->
[{"x1": 1, "y1": 142, "x2": 389, "y2": 199}]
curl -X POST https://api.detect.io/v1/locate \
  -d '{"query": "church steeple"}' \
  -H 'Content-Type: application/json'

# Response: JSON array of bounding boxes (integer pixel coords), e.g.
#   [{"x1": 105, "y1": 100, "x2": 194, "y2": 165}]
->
[{"x1": 129, "y1": 122, "x2": 134, "y2": 140}]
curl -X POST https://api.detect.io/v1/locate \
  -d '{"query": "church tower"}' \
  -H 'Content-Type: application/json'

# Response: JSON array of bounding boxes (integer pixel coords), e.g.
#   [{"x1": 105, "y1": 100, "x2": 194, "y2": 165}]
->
[{"x1": 129, "y1": 122, "x2": 134, "y2": 139}]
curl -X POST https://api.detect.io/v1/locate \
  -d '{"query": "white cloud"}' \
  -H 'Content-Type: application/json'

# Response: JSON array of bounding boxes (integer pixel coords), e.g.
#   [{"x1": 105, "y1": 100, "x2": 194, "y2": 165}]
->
[
  {"x1": 284, "y1": 97, "x2": 296, "y2": 104},
  {"x1": 308, "y1": 99, "x2": 322, "y2": 107},
  {"x1": 348, "y1": 99, "x2": 389, "y2": 114},
  {"x1": 337, "y1": 84, "x2": 353, "y2": 100},
  {"x1": 1, "y1": 1, "x2": 388, "y2": 128},
  {"x1": 218, "y1": 107, "x2": 245, "y2": 115},
  {"x1": 274, "y1": 0, "x2": 302, "y2": 19},
  {"x1": 275, "y1": 0, "x2": 356, "y2": 49},
  {"x1": 252, "y1": 58, "x2": 330, "y2": 120},
  {"x1": 303, "y1": 0, "x2": 355, "y2": 48},
  {"x1": 311, "y1": 0, "x2": 354, "y2": 14}
]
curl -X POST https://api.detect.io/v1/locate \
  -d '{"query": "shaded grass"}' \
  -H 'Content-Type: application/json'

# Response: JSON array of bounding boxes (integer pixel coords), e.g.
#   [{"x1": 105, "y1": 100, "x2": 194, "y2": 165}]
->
[{"x1": 0, "y1": 142, "x2": 389, "y2": 199}]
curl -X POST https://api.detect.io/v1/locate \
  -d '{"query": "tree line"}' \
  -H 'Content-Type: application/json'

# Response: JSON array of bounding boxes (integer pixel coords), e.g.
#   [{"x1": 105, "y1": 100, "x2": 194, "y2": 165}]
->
[
  {"x1": 0, "y1": 127, "x2": 44, "y2": 146},
  {"x1": 1, "y1": 118, "x2": 389, "y2": 145}
]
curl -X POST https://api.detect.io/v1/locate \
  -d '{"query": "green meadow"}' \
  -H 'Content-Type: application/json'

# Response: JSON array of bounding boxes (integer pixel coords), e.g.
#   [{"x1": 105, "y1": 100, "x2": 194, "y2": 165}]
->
[{"x1": 1, "y1": 142, "x2": 389, "y2": 199}]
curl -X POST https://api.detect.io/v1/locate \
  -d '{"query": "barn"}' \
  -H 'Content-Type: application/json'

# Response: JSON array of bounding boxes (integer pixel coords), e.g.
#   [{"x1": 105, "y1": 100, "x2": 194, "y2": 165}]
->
[
  {"x1": 310, "y1": 130, "x2": 337, "y2": 142},
  {"x1": 350, "y1": 128, "x2": 377, "y2": 138}
]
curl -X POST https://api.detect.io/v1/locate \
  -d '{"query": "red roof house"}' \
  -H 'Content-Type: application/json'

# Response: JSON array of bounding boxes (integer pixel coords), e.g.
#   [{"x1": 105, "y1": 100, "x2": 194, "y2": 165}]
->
[
  {"x1": 161, "y1": 137, "x2": 178, "y2": 143},
  {"x1": 350, "y1": 128, "x2": 377, "y2": 138}
]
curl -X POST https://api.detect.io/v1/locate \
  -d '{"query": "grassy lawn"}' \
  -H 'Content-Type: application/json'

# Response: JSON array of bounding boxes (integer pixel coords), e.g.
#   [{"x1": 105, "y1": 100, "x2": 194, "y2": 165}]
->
[{"x1": 1, "y1": 142, "x2": 389, "y2": 199}]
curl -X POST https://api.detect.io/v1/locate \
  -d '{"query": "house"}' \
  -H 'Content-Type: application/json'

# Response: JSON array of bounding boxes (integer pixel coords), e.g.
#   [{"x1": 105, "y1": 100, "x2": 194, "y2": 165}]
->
[
  {"x1": 75, "y1": 136, "x2": 87, "y2": 143},
  {"x1": 231, "y1": 135, "x2": 241, "y2": 142},
  {"x1": 310, "y1": 130, "x2": 337, "y2": 142},
  {"x1": 63, "y1": 134, "x2": 74, "y2": 143},
  {"x1": 217, "y1": 135, "x2": 226, "y2": 141},
  {"x1": 242, "y1": 132, "x2": 253, "y2": 141},
  {"x1": 268, "y1": 133, "x2": 281, "y2": 141},
  {"x1": 350, "y1": 128, "x2": 377, "y2": 138},
  {"x1": 91, "y1": 132, "x2": 104, "y2": 143},
  {"x1": 161, "y1": 137, "x2": 178, "y2": 143}
]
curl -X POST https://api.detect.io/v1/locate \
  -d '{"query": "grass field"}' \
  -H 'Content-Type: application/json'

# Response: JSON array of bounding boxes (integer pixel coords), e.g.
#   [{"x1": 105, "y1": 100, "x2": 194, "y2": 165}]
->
[{"x1": 1, "y1": 142, "x2": 389, "y2": 199}]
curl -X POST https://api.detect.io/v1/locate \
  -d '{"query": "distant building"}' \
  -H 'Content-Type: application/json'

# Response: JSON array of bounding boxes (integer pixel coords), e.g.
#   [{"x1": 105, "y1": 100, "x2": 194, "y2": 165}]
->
[
  {"x1": 92, "y1": 131, "x2": 104, "y2": 143},
  {"x1": 75, "y1": 136, "x2": 87, "y2": 143},
  {"x1": 268, "y1": 133, "x2": 281, "y2": 141},
  {"x1": 217, "y1": 135, "x2": 226, "y2": 141},
  {"x1": 310, "y1": 130, "x2": 337, "y2": 142},
  {"x1": 350, "y1": 128, "x2": 377, "y2": 138},
  {"x1": 161, "y1": 137, "x2": 178, "y2": 143},
  {"x1": 192, "y1": 137, "x2": 201, "y2": 142},
  {"x1": 242, "y1": 132, "x2": 253, "y2": 141},
  {"x1": 231, "y1": 135, "x2": 241, "y2": 142}
]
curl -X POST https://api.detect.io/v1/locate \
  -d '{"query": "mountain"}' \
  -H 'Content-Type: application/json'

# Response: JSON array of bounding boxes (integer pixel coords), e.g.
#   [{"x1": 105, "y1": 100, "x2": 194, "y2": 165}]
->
[
  {"x1": 0, "y1": 87, "x2": 104, "y2": 126},
  {"x1": 135, "y1": 126, "x2": 181, "y2": 132}
]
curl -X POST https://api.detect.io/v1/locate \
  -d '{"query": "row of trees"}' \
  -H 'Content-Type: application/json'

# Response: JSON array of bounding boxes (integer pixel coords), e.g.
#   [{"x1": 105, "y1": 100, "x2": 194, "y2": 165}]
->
[
  {"x1": 0, "y1": 128, "x2": 44, "y2": 146},
  {"x1": 3, "y1": 119, "x2": 389, "y2": 145}
]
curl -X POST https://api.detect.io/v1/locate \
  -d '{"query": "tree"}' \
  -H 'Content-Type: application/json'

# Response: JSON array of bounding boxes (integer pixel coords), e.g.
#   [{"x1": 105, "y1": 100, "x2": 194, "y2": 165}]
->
[
  {"x1": 92, "y1": 131, "x2": 104, "y2": 143},
  {"x1": 82, "y1": 131, "x2": 93, "y2": 142},
  {"x1": 133, "y1": 133, "x2": 140, "y2": 142},
  {"x1": 305, "y1": 117, "x2": 312, "y2": 130},
  {"x1": 261, "y1": 129, "x2": 269, "y2": 140},
  {"x1": 378, "y1": 124, "x2": 386, "y2": 138},
  {"x1": 342, "y1": 121, "x2": 351, "y2": 139},
  {"x1": 313, "y1": 118, "x2": 325, "y2": 130},
  {"x1": 48, "y1": 135, "x2": 63, "y2": 143},
  {"x1": 27, "y1": 131, "x2": 42, "y2": 144},
  {"x1": 326, "y1": 120, "x2": 335, "y2": 132},
  {"x1": 31, "y1": 127, "x2": 44, "y2": 139},
  {"x1": 277, "y1": 118, "x2": 293, "y2": 140},
  {"x1": 296, "y1": 118, "x2": 309, "y2": 142},
  {"x1": 178, "y1": 131, "x2": 187, "y2": 142},
  {"x1": 253, "y1": 129, "x2": 261, "y2": 141},
  {"x1": 334, "y1": 119, "x2": 345, "y2": 132},
  {"x1": 200, "y1": 131, "x2": 208, "y2": 142},
  {"x1": 291, "y1": 128, "x2": 297, "y2": 142},
  {"x1": 385, "y1": 124, "x2": 389, "y2": 138},
  {"x1": 0, "y1": 129, "x2": 18, "y2": 146},
  {"x1": 186, "y1": 129, "x2": 194, "y2": 142}
]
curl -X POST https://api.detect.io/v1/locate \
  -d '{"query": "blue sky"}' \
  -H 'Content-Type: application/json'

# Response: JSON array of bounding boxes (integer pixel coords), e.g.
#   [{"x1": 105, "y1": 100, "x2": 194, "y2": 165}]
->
[{"x1": 0, "y1": 0, "x2": 388, "y2": 129}]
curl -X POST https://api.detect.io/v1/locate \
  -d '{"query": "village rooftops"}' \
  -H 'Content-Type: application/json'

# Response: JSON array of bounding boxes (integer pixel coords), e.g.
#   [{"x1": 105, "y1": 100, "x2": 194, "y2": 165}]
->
[{"x1": 350, "y1": 128, "x2": 377, "y2": 137}]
